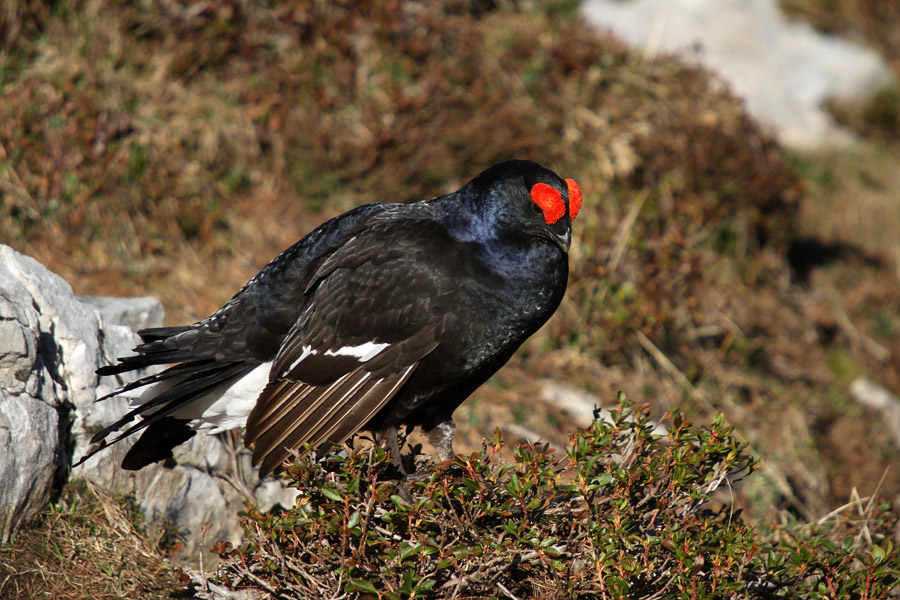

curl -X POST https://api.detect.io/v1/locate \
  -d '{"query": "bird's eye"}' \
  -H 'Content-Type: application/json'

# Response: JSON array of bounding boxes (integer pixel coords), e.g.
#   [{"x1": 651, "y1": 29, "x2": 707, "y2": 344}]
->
[{"x1": 530, "y1": 183, "x2": 565, "y2": 225}]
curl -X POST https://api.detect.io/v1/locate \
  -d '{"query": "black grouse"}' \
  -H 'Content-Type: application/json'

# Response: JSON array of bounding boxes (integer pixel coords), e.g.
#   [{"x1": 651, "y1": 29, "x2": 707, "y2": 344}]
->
[{"x1": 77, "y1": 160, "x2": 582, "y2": 476}]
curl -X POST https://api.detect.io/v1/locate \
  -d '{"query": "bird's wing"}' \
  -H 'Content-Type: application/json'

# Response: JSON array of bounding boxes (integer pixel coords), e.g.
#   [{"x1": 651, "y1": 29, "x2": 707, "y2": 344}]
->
[{"x1": 245, "y1": 218, "x2": 469, "y2": 474}]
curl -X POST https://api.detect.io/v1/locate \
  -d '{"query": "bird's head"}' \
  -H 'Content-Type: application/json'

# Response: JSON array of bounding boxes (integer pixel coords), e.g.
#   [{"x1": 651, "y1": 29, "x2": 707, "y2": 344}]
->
[{"x1": 444, "y1": 159, "x2": 582, "y2": 253}]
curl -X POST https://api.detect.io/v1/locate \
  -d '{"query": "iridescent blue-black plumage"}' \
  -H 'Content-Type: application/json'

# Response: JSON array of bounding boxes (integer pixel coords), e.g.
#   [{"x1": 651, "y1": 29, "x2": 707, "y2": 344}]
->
[{"x1": 79, "y1": 160, "x2": 579, "y2": 475}]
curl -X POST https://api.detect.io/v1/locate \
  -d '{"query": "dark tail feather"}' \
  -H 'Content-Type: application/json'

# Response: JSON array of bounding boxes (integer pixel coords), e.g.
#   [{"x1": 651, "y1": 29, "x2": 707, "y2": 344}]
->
[
  {"x1": 77, "y1": 362, "x2": 249, "y2": 469},
  {"x1": 95, "y1": 359, "x2": 216, "y2": 403},
  {"x1": 89, "y1": 361, "x2": 247, "y2": 446},
  {"x1": 137, "y1": 325, "x2": 193, "y2": 344},
  {"x1": 97, "y1": 325, "x2": 209, "y2": 376},
  {"x1": 98, "y1": 357, "x2": 168, "y2": 376},
  {"x1": 97, "y1": 347, "x2": 206, "y2": 376},
  {"x1": 121, "y1": 417, "x2": 197, "y2": 470},
  {"x1": 72, "y1": 438, "x2": 110, "y2": 469},
  {"x1": 81, "y1": 324, "x2": 251, "y2": 471}
]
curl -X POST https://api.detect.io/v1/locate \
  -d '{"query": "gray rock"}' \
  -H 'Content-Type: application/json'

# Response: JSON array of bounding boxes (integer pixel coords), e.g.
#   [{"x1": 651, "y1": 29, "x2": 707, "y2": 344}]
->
[
  {"x1": 581, "y1": 0, "x2": 895, "y2": 149},
  {"x1": 0, "y1": 244, "x2": 297, "y2": 562},
  {"x1": 850, "y1": 377, "x2": 900, "y2": 450},
  {"x1": 0, "y1": 245, "x2": 92, "y2": 544},
  {"x1": 78, "y1": 295, "x2": 164, "y2": 334}
]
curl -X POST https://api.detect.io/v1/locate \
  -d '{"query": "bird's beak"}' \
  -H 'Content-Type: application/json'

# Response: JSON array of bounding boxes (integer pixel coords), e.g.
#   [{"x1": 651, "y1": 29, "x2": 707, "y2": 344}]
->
[
  {"x1": 546, "y1": 229, "x2": 571, "y2": 252},
  {"x1": 538, "y1": 229, "x2": 572, "y2": 252}
]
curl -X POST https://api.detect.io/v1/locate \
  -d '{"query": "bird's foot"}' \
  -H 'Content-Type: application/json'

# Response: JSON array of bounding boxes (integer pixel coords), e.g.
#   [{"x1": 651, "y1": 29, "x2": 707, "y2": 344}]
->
[{"x1": 382, "y1": 421, "x2": 461, "y2": 503}]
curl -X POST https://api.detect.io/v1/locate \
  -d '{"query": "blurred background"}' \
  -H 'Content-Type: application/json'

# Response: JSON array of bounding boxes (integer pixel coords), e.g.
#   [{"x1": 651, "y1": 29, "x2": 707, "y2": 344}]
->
[{"x1": 1, "y1": 0, "x2": 898, "y2": 554}]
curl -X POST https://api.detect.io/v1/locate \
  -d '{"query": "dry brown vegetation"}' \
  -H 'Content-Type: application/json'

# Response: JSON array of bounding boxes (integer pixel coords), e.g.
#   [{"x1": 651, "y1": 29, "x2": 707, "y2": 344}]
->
[
  {"x1": 0, "y1": 481, "x2": 184, "y2": 599},
  {"x1": 2, "y1": 0, "x2": 900, "y2": 597}
]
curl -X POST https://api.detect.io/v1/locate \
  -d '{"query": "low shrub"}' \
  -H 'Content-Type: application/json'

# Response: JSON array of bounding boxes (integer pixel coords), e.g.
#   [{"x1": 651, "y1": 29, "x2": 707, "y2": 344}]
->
[{"x1": 209, "y1": 398, "x2": 898, "y2": 599}]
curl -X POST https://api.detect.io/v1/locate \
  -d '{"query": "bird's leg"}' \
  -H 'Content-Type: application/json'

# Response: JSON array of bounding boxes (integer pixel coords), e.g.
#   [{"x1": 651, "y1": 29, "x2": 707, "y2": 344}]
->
[
  {"x1": 381, "y1": 424, "x2": 417, "y2": 503},
  {"x1": 382, "y1": 424, "x2": 408, "y2": 475},
  {"x1": 426, "y1": 419, "x2": 457, "y2": 463}
]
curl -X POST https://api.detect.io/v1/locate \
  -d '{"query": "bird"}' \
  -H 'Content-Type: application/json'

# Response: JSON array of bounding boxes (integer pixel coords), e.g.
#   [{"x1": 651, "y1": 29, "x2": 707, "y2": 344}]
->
[{"x1": 76, "y1": 159, "x2": 582, "y2": 476}]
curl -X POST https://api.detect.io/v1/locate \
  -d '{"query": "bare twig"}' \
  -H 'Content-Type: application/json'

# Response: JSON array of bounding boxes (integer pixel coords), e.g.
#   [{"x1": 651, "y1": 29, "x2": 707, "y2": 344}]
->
[{"x1": 496, "y1": 581, "x2": 523, "y2": 600}]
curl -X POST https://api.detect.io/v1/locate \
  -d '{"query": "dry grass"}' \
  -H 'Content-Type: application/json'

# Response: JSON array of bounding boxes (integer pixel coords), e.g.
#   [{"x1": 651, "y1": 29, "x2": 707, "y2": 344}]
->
[{"x1": 0, "y1": 481, "x2": 187, "y2": 599}]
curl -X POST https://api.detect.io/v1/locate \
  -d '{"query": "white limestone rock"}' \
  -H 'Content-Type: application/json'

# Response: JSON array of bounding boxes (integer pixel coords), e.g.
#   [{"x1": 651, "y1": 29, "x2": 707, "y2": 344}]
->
[{"x1": 0, "y1": 244, "x2": 297, "y2": 563}]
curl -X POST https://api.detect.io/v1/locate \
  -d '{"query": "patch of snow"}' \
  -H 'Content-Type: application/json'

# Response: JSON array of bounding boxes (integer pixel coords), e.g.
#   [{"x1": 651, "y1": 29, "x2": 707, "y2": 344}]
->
[{"x1": 581, "y1": 0, "x2": 894, "y2": 149}]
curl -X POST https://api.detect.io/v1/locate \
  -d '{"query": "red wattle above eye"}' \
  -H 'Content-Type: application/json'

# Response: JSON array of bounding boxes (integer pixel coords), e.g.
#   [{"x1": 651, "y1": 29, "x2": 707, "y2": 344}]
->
[
  {"x1": 566, "y1": 179, "x2": 582, "y2": 220},
  {"x1": 530, "y1": 183, "x2": 565, "y2": 225}
]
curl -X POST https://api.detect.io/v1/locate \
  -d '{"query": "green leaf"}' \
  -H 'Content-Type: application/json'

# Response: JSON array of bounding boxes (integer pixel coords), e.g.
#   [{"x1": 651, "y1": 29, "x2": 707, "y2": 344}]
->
[
  {"x1": 346, "y1": 510, "x2": 360, "y2": 529},
  {"x1": 390, "y1": 494, "x2": 410, "y2": 508},
  {"x1": 592, "y1": 472, "x2": 613, "y2": 488},
  {"x1": 398, "y1": 542, "x2": 419, "y2": 561},
  {"x1": 348, "y1": 578, "x2": 378, "y2": 594},
  {"x1": 320, "y1": 486, "x2": 343, "y2": 502}
]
